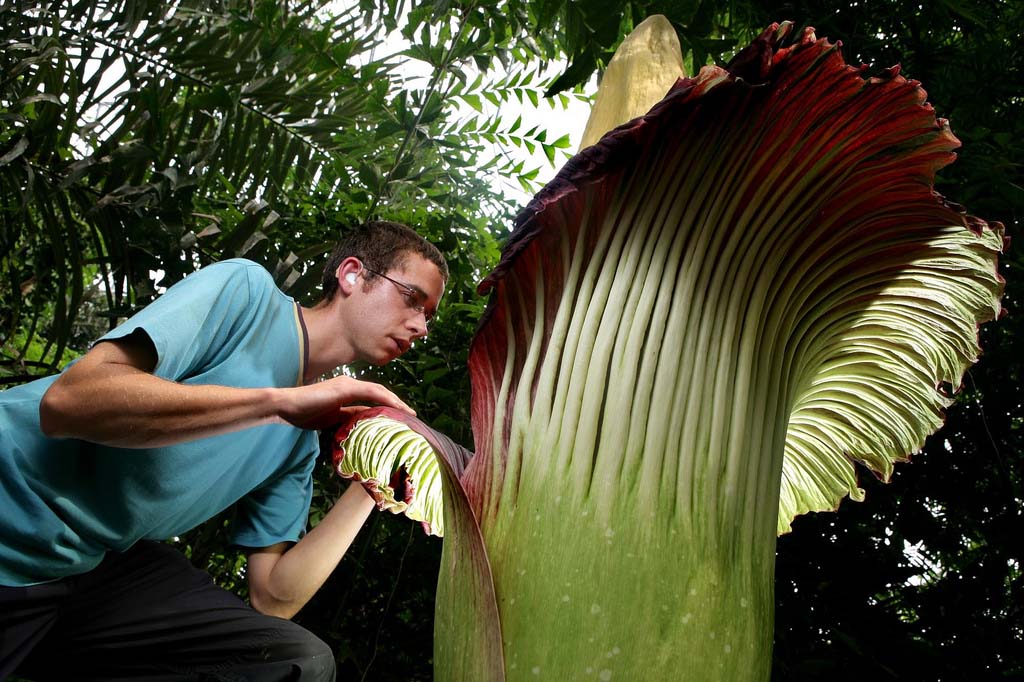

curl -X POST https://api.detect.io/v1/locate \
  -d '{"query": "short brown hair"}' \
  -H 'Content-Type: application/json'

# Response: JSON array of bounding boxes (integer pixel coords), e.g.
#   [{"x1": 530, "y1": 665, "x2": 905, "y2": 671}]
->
[{"x1": 320, "y1": 221, "x2": 448, "y2": 301}]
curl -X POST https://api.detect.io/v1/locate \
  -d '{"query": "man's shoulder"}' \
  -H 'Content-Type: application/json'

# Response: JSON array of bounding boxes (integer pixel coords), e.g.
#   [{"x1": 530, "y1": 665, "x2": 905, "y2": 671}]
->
[
  {"x1": 197, "y1": 258, "x2": 270, "y2": 280},
  {"x1": 188, "y1": 259, "x2": 279, "y2": 297}
]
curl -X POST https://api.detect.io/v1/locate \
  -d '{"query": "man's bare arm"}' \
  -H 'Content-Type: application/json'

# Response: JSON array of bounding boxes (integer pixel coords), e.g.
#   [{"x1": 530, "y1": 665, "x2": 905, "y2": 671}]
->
[
  {"x1": 39, "y1": 335, "x2": 413, "y2": 448},
  {"x1": 246, "y1": 483, "x2": 376, "y2": 619}
]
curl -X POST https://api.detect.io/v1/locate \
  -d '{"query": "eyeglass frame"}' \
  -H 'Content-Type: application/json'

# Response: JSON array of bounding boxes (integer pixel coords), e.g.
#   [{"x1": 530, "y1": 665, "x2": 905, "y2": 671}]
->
[{"x1": 361, "y1": 265, "x2": 435, "y2": 326}]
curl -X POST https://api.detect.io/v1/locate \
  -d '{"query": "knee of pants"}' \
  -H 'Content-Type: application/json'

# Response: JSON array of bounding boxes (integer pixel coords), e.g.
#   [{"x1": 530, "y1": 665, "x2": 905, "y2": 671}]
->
[{"x1": 291, "y1": 629, "x2": 336, "y2": 682}]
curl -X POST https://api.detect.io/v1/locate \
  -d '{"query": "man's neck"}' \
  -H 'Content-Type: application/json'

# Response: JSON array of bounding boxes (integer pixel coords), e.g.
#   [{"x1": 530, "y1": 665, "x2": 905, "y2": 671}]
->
[{"x1": 298, "y1": 301, "x2": 355, "y2": 382}]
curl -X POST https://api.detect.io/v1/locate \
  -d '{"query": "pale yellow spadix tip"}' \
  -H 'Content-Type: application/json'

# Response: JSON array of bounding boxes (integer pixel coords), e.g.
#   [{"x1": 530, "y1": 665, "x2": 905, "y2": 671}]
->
[{"x1": 578, "y1": 15, "x2": 686, "y2": 151}]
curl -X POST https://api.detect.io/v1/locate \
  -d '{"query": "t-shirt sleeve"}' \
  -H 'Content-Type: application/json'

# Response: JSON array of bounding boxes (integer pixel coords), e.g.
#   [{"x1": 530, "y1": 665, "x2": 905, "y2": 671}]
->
[
  {"x1": 97, "y1": 260, "x2": 262, "y2": 382},
  {"x1": 229, "y1": 438, "x2": 318, "y2": 549}
]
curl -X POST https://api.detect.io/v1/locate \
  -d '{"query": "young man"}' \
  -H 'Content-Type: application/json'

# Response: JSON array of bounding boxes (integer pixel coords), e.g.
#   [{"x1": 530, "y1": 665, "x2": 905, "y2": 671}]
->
[{"x1": 0, "y1": 221, "x2": 447, "y2": 680}]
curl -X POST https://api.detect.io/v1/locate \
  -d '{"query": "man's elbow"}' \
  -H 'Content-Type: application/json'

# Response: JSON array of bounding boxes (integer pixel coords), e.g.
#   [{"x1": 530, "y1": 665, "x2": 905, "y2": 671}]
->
[
  {"x1": 249, "y1": 587, "x2": 300, "y2": 620},
  {"x1": 39, "y1": 383, "x2": 72, "y2": 438}
]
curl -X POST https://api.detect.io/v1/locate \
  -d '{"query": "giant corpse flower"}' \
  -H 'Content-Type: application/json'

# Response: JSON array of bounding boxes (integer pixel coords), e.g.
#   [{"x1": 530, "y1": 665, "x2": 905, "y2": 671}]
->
[{"x1": 334, "y1": 18, "x2": 1005, "y2": 681}]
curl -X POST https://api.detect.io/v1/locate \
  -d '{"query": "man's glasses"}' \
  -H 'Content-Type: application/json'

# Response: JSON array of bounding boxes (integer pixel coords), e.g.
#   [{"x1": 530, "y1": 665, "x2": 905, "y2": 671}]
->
[{"x1": 362, "y1": 266, "x2": 434, "y2": 325}]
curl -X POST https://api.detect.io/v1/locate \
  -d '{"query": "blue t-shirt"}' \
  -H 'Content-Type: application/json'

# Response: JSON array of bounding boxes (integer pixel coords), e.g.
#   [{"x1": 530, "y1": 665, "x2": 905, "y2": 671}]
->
[{"x1": 0, "y1": 259, "x2": 319, "y2": 586}]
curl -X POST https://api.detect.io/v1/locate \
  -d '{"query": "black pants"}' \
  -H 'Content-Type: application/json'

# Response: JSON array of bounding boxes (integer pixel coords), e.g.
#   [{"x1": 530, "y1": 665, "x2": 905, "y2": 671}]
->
[{"x1": 0, "y1": 541, "x2": 335, "y2": 681}]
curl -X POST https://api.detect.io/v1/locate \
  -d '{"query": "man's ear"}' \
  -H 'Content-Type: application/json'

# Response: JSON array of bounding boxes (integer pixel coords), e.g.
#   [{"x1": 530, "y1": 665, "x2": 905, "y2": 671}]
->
[{"x1": 336, "y1": 257, "x2": 363, "y2": 295}]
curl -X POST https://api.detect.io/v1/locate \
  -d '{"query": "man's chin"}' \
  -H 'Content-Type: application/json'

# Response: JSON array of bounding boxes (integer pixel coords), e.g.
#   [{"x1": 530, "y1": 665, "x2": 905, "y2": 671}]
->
[
  {"x1": 358, "y1": 339, "x2": 405, "y2": 365},
  {"x1": 371, "y1": 348, "x2": 403, "y2": 365}
]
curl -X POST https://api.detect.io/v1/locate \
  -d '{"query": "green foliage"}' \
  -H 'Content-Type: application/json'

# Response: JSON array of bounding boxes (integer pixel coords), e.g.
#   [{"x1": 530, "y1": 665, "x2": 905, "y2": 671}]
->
[{"x1": 0, "y1": 0, "x2": 565, "y2": 380}]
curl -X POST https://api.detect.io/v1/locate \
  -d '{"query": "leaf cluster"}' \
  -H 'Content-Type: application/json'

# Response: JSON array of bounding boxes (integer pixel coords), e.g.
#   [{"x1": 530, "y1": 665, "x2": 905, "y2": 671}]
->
[{"x1": 0, "y1": 0, "x2": 541, "y2": 381}]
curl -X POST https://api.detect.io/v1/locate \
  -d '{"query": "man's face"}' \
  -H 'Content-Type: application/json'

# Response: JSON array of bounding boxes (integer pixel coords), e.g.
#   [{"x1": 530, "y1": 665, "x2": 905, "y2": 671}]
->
[{"x1": 348, "y1": 253, "x2": 445, "y2": 364}]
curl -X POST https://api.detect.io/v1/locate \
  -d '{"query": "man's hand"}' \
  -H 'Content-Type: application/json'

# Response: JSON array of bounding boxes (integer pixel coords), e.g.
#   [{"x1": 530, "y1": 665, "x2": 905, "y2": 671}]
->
[{"x1": 275, "y1": 375, "x2": 414, "y2": 431}]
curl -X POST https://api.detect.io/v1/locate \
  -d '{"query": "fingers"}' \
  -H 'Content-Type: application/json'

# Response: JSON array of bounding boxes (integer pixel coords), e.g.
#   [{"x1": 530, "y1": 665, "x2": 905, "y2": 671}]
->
[
  {"x1": 367, "y1": 383, "x2": 415, "y2": 416},
  {"x1": 336, "y1": 405, "x2": 371, "y2": 419},
  {"x1": 336, "y1": 376, "x2": 415, "y2": 416},
  {"x1": 285, "y1": 377, "x2": 416, "y2": 431}
]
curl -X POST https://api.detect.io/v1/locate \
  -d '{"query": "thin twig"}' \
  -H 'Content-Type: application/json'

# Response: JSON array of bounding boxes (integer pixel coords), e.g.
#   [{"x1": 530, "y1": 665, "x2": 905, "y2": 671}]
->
[
  {"x1": 360, "y1": 523, "x2": 416, "y2": 682},
  {"x1": 362, "y1": 2, "x2": 477, "y2": 221}
]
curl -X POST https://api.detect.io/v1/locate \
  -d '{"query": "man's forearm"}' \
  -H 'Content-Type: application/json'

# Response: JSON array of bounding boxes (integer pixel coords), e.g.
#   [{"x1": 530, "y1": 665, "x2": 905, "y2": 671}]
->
[
  {"x1": 40, "y1": 363, "x2": 282, "y2": 448},
  {"x1": 247, "y1": 484, "x2": 376, "y2": 619}
]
